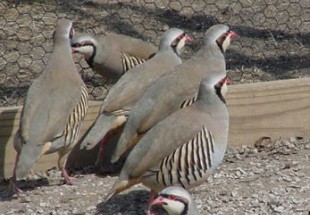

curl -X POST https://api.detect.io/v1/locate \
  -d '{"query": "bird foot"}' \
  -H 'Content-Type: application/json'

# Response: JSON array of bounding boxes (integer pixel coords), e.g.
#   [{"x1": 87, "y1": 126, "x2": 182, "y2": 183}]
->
[
  {"x1": 9, "y1": 182, "x2": 23, "y2": 195},
  {"x1": 62, "y1": 170, "x2": 76, "y2": 185},
  {"x1": 64, "y1": 176, "x2": 76, "y2": 185},
  {"x1": 0, "y1": 179, "x2": 23, "y2": 200}
]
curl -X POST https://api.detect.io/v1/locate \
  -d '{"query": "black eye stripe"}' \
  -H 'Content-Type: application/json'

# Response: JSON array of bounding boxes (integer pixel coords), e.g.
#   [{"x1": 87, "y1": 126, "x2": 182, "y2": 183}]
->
[
  {"x1": 72, "y1": 40, "x2": 95, "y2": 47},
  {"x1": 159, "y1": 194, "x2": 185, "y2": 203}
]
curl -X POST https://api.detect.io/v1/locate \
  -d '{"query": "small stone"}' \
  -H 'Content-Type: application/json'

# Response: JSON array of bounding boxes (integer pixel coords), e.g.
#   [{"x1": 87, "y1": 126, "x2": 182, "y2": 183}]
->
[
  {"x1": 86, "y1": 206, "x2": 96, "y2": 211},
  {"x1": 231, "y1": 190, "x2": 238, "y2": 197},
  {"x1": 272, "y1": 205, "x2": 284, "y2": 213},
  {"x1": 36, "y1": 207, "x2": 44, "y2": 214},
  {"x1": 50, "y1": 210, "x2": 57, "y2": 215},
  {"x1": 39, "y1": 202, "x2": 49, "y2": 207},
  {"x1": 282, "y1": 175, "x2": 293, "y2": 182},
  {"x1": 72, "y1": 208, "x2": 80, "y2": 214}
]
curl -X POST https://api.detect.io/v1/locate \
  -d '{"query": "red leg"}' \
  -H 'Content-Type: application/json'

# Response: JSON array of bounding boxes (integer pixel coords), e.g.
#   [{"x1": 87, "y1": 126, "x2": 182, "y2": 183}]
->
[
  {"x1": 95, "y1": 133, "x2": 111, "y2": 167},
  {"x1": 12, "y1": 153, "x2": 19, "y2": 179},
  {"x1": 58, "y1": 151, "x2": 76, "y2": 185},
  {"x1": 9, "y1": 153, "x2": 23, "y2": 194},
  {"x1": 148, "y1": 190, "x2": 157, "y2": 206},
  {"x1": 62, "y1": 168, "x2": 75, "y2": 185}
]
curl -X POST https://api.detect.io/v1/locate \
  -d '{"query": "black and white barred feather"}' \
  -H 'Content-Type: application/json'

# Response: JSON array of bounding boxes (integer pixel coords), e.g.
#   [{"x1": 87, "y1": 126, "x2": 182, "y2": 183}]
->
[{"x1": 155, "y1": 126, "x2": 215, "y2": 188}]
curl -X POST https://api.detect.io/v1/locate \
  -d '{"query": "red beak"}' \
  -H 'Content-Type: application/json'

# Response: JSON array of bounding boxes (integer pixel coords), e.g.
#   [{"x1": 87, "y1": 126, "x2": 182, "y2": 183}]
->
[
  {"x1": 185, "y1": 35, "x2": 192, "y2": 43},
  {"x1": 71, "y1": 48, "x2": 77, "y2": 53},
  {"x1": 150, "y1": 196, "x2": 165, "y2": 206},
  {"x1": 228, "y1": 31, "x2": 238, "y2": 39},
  {"x1": 225, "y1": 77, "x2": 233, "y2": 85}
]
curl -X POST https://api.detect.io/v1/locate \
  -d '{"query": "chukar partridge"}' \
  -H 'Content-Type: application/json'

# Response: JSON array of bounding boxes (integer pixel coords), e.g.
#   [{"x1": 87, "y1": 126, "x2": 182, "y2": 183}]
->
[
  {"x1": 71, "y1": 33, "x2": 157, "y2": 78},
  {"x1": 79, "y1": 28, "x2": 191, "y2": 169},
  {"x1": 111, "y1": 24, "x2": 237, "y2": 163},
  {"x1": 148, "y1": 186, "x2": 199, "y2": 215},
  {"x1": 11, "y1": 19, "x2": 88, "y2": 192},
  {"x1": 106, "y1": 71, "x2": 229, "y2": 200}
]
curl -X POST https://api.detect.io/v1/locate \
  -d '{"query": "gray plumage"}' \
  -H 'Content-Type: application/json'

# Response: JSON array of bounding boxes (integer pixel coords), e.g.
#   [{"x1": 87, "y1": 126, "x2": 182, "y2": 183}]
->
[
  {"x1": 71, "y1": 33, "x2": 157, "y2": 78},
  {"x1": 12, "y1": 18, "x2": 88, "y2": 186},
  {"x1": 79, "y1": 28, "x2": 191, "y2": 151},
  {"x1": 106, "y1": 71, "x2": 229, "y2": 200},
  {"x1": 111, "y1": 24, "x2": 237, "y2": 163},
  {"x1": 148, "y1": 186, "x2": 200, "y2": 215}
]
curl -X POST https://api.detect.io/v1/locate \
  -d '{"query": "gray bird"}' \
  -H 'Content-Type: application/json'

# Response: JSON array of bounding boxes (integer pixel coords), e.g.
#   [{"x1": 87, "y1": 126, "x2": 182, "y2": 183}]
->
[
  {"x1": 148, "y1": 186, "x2": 200, "y2": 215},
  {"x1": 106, "y1": 71, "x2": 230, "y2": 200},
  {"x1": 79, "y1": 28, "x2": 191, "y2": 169},
  {"x1": 11, "y1": 18, "x2": 89, "y2": 192},
  {"x1": 111, "y1": 24, "x2": 237, "y2": 163},
  {"x1": 71, "y1": 33, "x2": 158, "y2": 78}
]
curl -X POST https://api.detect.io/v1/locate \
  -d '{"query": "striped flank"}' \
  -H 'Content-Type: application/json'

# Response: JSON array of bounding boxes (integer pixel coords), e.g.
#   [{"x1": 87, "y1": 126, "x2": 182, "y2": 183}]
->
[
  {"x1": 121, "y1": 52, "x2": 147, "y2": 73},
  {"x1": 63, "y1": 84, "x2": 89, "y2": 146},
  {"x1": 156, "y1": 126, "x2": 214, "y2": 188},
  {"x1": 180, "y1": 94, "x2": 198, "y2": 108}
]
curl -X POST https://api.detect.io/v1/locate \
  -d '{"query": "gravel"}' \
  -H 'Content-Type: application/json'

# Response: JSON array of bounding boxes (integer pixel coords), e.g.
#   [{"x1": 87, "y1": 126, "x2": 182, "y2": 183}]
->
[{"x1": 1, "y1": 137, "x2": 309, "y2": 215}]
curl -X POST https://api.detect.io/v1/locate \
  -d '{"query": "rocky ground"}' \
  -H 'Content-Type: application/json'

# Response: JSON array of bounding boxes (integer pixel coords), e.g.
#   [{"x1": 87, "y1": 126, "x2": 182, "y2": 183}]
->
[{"x1": 0, "y1": 137, "x2": 309, "y2": 215}]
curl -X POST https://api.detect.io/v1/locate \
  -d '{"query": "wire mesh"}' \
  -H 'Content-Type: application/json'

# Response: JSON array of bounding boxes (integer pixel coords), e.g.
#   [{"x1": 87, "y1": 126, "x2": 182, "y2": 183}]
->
[{"x1": 0, "y1": 0, "x2": 309, "y2": 106}]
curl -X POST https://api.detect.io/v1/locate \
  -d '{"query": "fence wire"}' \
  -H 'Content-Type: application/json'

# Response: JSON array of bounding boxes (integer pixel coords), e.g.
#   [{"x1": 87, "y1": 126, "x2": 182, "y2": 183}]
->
[{"x1": 0, "y1": 0, "x2": 309, "y2": 106}]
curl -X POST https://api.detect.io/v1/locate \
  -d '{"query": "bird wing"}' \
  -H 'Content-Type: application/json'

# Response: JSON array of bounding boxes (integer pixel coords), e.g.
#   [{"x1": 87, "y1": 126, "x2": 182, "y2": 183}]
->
[
  {"x1": 136, "y1": 62, "x2": 202, "y2": 134},
  {"x1": 21, "y1": 68, "x2": 82, "y2": 145},
  {"x1": 104, "y1": 53, "x2": 180, "y2": 113},
  {"x1": 127, "y1": 105, "x2": 209, "y2": 178}
]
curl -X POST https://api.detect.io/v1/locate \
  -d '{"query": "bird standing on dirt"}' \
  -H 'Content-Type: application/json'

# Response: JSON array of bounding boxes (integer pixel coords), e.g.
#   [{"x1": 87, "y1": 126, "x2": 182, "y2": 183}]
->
[
  {"x1": 111, "y1": 24, "x2": 237, "y2": 163},
  {"x1": 79, "y1": 28, "x2": 192, "y2": 171},
  {"x1": 106, "y1": 68, "x2": 230, "y2": 201},
  {"x1": 11, "y1": 18, "x2": 89, "y2": 192},
  {"x1": 71, "y1": 33, "x2": 157, "y2": 79},
  {"x1": 148, "y1": 186, "x2": 200, "y2": 215}
]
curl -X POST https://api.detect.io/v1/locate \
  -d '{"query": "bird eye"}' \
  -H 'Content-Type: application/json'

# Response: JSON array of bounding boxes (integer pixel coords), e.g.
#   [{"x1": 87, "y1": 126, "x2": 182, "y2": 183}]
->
[
  {"x1": 177, "y1": 32, "x2": 186, "y2": 40},
  {"x1": 71, "y1": 42, "x2": 81, "y2": 48},
  {"x1": 69, "y1": 27, "x2": 75, "y2": 39},
  {"x1": 167, "y1": 195, "x2": 177, "y2": 200}
]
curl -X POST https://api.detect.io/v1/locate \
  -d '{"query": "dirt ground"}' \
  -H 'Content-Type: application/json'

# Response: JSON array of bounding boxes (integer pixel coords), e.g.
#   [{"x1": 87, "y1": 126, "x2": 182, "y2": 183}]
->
[
  {"x1": 0, "y1": 137, "x2": 309, "y2": 215},
  {"x1": 1, "y1": 0, "x2": 309, "y2": 106}
]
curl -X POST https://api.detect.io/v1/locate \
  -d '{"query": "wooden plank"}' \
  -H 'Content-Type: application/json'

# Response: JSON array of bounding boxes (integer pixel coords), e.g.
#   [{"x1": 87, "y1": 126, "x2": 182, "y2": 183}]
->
[
  {"x1": 0, "y1": 102, "x2": 102, "y2": 178},
  {"x1": 227, "y1": 78, "x2": 310, "y2": 146},
  {"x1": 0, "y1": 78, "x2": 310, "y2": 177}
]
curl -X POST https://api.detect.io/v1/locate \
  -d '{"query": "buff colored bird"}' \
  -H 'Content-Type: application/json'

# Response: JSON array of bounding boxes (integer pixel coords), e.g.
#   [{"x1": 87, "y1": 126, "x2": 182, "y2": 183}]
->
[
  {"x1": 11, "y1": 18, "x2": 88, "y2": 192},
  {"x1": 112, "y1": 24, "x2": 237, "y2": 163}
]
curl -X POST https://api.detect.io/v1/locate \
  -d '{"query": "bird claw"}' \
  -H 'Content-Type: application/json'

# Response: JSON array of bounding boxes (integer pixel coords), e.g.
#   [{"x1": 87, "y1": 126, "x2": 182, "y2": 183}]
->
[
  {"x1": 64, "y1": 176, "x2": 76, "y2": 185},
  {"x1": 62, "y1": 169, "x2": 76, "y2": 185},
  {"x1": 9, "y1": 183, "x2": 23, "y2": 195},
  {"x1": 0, "y1": 179, "x2": 23, "y2": 200}
]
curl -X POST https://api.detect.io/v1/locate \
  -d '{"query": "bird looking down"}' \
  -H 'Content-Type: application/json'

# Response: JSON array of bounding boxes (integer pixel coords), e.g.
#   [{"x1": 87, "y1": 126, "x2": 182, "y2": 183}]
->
[
  {"x1": 78, "y1": 28, "x2": 192, "y2": 172},
  {"x1": 106, "y1": 66, "x2": 230, "y2": 201},
  {"x1": 111, "y1": 24, "x2": 237, "y2": 164},
  {"x1": 71, "y1": 33, "x2": 158, "y2": 79}
]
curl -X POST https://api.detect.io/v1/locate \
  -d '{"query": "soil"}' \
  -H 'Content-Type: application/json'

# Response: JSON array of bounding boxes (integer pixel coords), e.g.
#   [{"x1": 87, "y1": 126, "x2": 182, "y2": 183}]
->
[{"x1": 0, "y1": 137, "x2": 309, "y2": 214}]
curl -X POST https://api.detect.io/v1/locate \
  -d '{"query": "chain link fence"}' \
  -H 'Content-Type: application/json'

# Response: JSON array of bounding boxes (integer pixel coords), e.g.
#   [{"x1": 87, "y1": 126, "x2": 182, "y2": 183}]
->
[{"x1": 0, "y1": 0, "x2": 309, "y2": 106}]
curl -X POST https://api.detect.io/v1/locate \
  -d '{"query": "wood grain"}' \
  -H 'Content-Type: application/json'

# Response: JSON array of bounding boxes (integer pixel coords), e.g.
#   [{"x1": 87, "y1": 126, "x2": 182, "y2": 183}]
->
[
  {"x1": 1, "y1": 78, "x2": 309, "y2": 177},
  {"x1": 227, "y1": 78, "x2": 310, "y2": 146}
]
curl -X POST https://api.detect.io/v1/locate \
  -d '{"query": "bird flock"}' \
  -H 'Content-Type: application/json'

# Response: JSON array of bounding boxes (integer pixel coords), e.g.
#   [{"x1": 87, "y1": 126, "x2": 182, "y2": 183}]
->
[{"x1": 10, "y1": 18, "x2": 238, "y2": 215}]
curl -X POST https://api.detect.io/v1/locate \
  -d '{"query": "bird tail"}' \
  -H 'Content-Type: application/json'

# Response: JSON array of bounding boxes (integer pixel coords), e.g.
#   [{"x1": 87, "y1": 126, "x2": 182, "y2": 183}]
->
[
  {"x1": 110, "y1": 132, "x2": 141, "y2": 163},
  {"x1": 79, "y1": 114, "x2": 117, "y2": 150},
  {"x1": 105, "y1": 177, "x2": 140, "y2": 201},
  {"x1": 15, "y1": 141, "x2": 43, "y2": 179}
]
